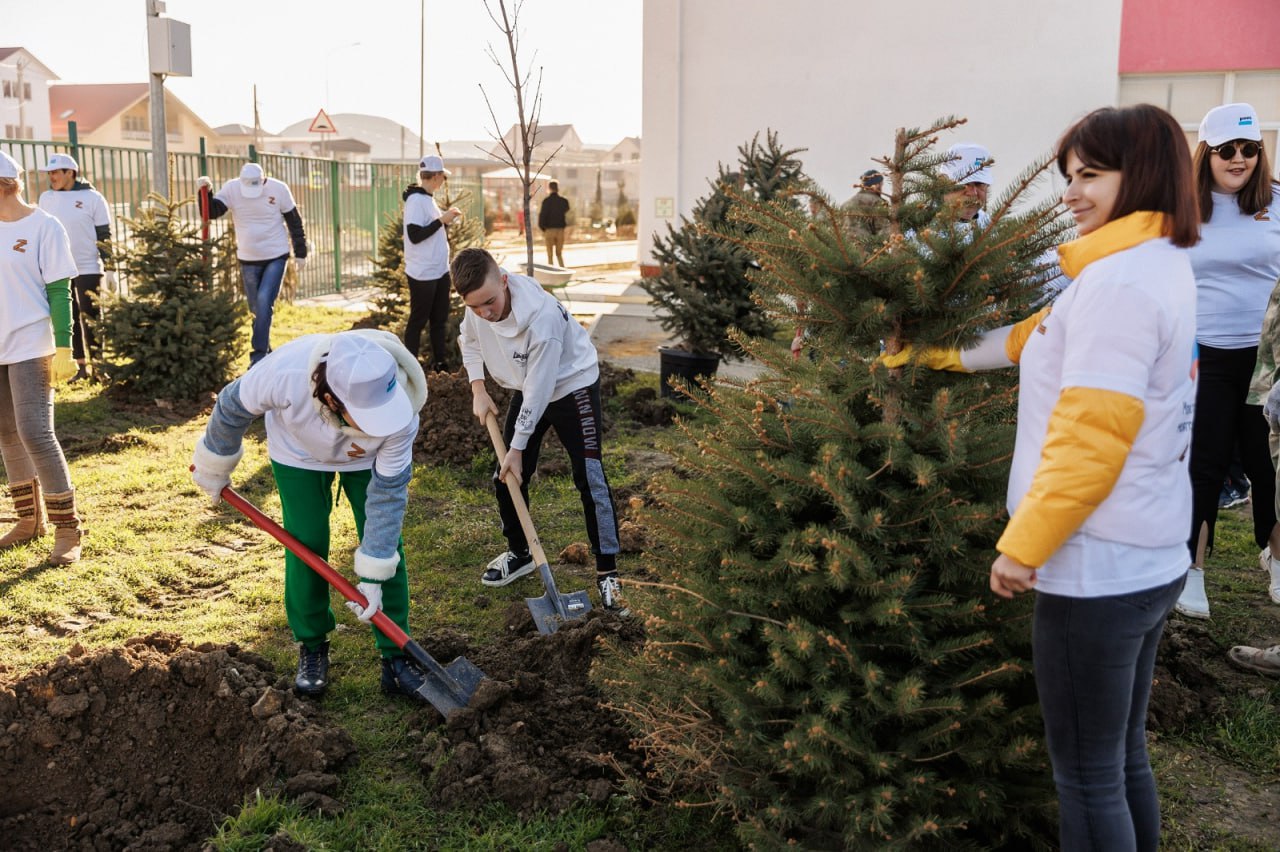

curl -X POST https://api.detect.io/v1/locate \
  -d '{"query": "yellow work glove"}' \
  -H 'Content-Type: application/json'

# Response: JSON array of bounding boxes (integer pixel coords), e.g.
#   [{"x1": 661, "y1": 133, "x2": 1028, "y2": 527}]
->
[
  {"x1": 51, "y1": 347, "x2": 77, "y2": 384},
  {"x1": 878, "y1": 343, "x2": 967, "y2": 372}
]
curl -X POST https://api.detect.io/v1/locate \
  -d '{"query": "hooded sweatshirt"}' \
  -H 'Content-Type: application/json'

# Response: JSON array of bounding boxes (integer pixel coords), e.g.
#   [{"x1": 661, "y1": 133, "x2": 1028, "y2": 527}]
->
[{"x1": 459, "y1": 270, "x2": 598, "y2": 450}]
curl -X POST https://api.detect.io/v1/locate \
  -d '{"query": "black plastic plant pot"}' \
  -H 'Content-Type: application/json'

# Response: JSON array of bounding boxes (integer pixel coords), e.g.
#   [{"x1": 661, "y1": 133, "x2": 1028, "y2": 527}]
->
[{"x1": 658, "y1": 346, "x2": 720, "y2": 400}]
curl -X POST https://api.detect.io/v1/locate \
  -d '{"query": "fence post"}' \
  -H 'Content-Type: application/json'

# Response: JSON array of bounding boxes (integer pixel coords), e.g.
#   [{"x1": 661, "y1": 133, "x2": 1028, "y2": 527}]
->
[
  {"x1": 371, "y1": 163, "x2": 380, "y2": 264},
  {"x1": 198, "y1": 136, "x2": 207, "y2": 176},
  {"x1": 68, "y1": 121, "x2": 79, "y2": 159},
  {"x1": 248, "y1": 144, "x2": 258, "y2": 164},
  {"x1": 330, "y1": 159, "x2": 342, "y2": 293}
]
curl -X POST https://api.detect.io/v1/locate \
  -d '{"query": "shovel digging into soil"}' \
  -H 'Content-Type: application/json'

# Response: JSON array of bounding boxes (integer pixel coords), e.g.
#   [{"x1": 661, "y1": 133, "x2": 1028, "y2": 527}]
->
[
  {"x1": 219, "y1": 484, "x2": 486, "y2": 718},
  {"x1": 485, "y1": 413, "x2": 593, "y2": 634}
]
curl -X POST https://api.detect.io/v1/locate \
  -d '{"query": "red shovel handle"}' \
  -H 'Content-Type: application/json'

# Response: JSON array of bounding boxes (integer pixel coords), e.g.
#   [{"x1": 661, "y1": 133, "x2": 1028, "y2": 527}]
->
[{"x1": 217, "y1": 482, "x2": 411, "y2": 651}]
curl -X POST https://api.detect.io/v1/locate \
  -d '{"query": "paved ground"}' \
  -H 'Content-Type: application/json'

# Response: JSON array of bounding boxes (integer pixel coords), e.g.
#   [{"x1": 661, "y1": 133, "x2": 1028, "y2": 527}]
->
[{"x1": 297, "y1": 238, "x2": 763, "y2": 381}]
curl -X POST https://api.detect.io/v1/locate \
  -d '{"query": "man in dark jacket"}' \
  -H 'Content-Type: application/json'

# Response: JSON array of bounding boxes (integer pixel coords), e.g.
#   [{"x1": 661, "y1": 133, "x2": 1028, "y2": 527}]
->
[{"x1": 537, "y1": 180, "x2": 570, "y2": 266}]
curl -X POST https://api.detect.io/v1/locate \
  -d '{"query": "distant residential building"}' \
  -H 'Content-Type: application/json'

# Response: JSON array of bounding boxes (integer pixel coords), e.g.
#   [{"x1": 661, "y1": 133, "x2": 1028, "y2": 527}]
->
[
  {"x1": 210, "y1": 123, "x2": 273, "y2": 157},
  {"x1": 0, "y1": 47, "x2": 57, "y2": 140},
  {"x1": 49, "y1": 82, "x2": 216, "y2": 154}
]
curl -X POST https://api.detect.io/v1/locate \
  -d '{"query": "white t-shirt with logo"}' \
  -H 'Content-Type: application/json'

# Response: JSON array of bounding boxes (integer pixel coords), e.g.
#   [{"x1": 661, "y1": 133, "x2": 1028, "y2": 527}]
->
[
  {"x1": 236, "y1": 334, "x2": 417, "y2": 477},
  {"x1": 403, "y1": 191, "x2": 449, "y2": 279},
  {"x1": 1009, "y1": 237, "x2": 1196, "y2": 597},
  {"x1": 214, "y1": 177, "x2": 298, "y2": 262},
  {"x1": 0, "y1": 208, "x2": 77, "y2": 364},
  {"x1": 38, "y1": 186, "x2": 111, "y2": 275}
]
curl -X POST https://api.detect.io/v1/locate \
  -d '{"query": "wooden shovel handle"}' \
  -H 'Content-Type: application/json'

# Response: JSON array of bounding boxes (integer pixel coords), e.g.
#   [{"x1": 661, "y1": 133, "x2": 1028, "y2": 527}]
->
[{"x1": 485, "y1": 412, "x2": 550, "y2": 567}]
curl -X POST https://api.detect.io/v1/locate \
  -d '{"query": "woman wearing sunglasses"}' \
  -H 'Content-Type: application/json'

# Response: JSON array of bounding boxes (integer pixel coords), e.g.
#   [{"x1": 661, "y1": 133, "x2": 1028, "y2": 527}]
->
[{"x1": 1176, "y1": 102, "x2": 1280, "y2": 619}]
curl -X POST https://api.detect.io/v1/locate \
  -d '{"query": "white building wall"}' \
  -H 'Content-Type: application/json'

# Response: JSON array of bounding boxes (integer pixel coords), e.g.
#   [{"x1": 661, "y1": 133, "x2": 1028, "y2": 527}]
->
[
  {"x1": 640, "y1": 0, "x2": 1124, "y2": 269},
  {"x1": 0, "y1": 52, "x2": 54, "y2": 141}
]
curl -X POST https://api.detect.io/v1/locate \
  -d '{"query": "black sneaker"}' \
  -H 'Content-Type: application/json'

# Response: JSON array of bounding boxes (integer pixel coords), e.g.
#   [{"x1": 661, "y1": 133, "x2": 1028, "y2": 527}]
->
[
  {"x1": 380, "y1": 656, "x2": 431, "y2": 703},
  {"x1": 596, "y1": 573, "x2": 630, "y2": 616},
  {"x1": 68, "y1": 364, "x2": 91, "y2": 384},
  {"x1": 294, "y1": 641, "x2": 330, "y2": 697},
  {"x1": 1219, "y1": 483, "x2": 1250, "y2": 510},
  {"x1": 481, "y1": 550, "x2": 535, "y2": 587}
]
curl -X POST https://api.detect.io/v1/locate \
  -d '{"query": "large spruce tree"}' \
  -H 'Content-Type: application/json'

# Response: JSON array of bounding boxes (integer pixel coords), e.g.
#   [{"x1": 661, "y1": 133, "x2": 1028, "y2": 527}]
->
[{"x1": 598, "y1": 118, "x2": 1071, "y2": 849}]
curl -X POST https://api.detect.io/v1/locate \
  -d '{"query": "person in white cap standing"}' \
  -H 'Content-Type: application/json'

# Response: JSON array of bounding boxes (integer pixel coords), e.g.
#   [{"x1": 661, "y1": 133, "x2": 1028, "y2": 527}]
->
[
  {"x1": 940, "y1": 142, "x2": 993, "y2": 226},
  {"x1": 0, "y1": 150, "x2": 85, "y2": 564},
  {"x1": 37, "y1": 152, "x2": 113, "y2": 383},
  {"x1": 197, "y1": 163, "x2": 308, "y2": 366},
  {"x1": 191, "y1": 329, "x2": 430, "y2": 700},
  {"x1": 401, "y1": 154, "x2": 463, "y2": 372},
  {"x1": 1176, "y1": 102, "x2": 1280, "y2": 620}
]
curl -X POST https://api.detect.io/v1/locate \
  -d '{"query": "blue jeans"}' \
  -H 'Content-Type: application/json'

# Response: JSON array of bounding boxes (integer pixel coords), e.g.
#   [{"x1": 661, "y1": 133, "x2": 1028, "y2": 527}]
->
[
  {"x1": 1033, "y1": 574, "x2": 1185, "y2": 852},
  {"x1": 240, "y1": 255, "x2": 288, "y2": 365}
]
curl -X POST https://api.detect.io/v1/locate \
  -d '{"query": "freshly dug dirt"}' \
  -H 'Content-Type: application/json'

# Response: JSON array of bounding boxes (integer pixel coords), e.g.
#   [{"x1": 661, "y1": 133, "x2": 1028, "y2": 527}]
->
[
  {"x1": 413, "y1": 362, "x2": 658, "y2": 467},
  {"x1": 412, "y1": 607, "x2": 647, "y2": 817},
  {"x1": 0, "y1": 633, "x2": 356, "y2": 851}
]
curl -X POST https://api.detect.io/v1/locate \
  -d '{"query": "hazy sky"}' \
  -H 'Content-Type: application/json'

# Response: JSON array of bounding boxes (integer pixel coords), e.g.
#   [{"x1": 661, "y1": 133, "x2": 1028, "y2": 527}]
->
[{"x1": 6, "y1": 0, "x2": 642, "y2": 144}]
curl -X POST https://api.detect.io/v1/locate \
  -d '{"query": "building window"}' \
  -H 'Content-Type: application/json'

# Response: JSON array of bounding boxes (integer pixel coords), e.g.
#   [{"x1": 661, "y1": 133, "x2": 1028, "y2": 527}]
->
[
  {"x1": 4, "y1": 124, "x2": 33, "y2": 139},
  {"x1": 2, "y1": 81, "x2": 32, "y2": 101},
  {"x1": 1119, "y1": 71, "x2": 1280, "y2": 177},
  {"x1": 122, "y1": 114, "x2": 149, "y2": 138}
]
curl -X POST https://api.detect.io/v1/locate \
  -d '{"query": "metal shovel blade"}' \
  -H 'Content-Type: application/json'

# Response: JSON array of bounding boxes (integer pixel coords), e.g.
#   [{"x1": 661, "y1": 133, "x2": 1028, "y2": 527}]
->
[
  {"x1": 402, "y1": 639, "x2": 485, "y2": 717},
  {"x1": 524, "y1": 562, "x2": 593, "y2": 634}
]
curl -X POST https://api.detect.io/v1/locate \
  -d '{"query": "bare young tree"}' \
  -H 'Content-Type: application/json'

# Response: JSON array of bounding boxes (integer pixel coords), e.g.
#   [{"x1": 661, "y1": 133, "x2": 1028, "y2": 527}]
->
[{"x1": 479, "y1": 0, "x2": 561, "y2": 275}]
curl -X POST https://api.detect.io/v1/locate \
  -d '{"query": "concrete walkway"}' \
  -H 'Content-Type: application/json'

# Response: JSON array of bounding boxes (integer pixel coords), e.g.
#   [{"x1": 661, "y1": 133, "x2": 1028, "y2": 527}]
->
[{"x1": 295, "y1": 238, "x2": 763, "y2": 381}]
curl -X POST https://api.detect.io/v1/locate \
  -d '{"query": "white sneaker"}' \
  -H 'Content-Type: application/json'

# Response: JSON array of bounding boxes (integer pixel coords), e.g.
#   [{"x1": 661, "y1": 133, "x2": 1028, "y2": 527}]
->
[
  {"x1": 1260, "y1": 548, "x2": 1280, "y2": 605},
  {"x1": 1174, "y1": 567, "x2": 1210, "y2": 619}
]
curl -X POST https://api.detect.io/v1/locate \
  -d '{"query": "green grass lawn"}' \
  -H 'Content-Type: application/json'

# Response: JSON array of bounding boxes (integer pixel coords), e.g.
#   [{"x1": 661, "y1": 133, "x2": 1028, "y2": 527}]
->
[
  {"x1": 0, "y1": 302, "x2": 728, "y2": 851},
  {"x1": 3, "y1": 300, "x2": 1278, "y2": 849}
]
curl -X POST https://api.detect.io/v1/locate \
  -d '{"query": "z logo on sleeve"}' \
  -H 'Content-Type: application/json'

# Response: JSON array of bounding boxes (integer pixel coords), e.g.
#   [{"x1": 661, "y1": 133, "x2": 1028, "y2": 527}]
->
[
  {"x1": 75, "y1": 200, "x2": 84, "y2": 209},
  {"x1": 268, "y1": 196, "x2": 277, "y2": 206},
  {"x1": 1255, "y1": 207, "x2": 1271, "y2": 222},
  {"x1": 11, "y1": 239, "x2": 28, "y2": 253}
]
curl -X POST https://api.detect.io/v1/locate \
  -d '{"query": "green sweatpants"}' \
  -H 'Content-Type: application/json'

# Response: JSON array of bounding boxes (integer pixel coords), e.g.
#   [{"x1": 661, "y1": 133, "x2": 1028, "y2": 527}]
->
[{"x1": 271, "y1": 461, "x2": 410, "y2": 657}]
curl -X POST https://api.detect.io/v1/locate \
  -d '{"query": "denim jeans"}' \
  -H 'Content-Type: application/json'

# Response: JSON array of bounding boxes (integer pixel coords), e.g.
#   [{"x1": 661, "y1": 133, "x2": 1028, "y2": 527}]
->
[
  {"x1": 1033, "y1": 574, "x2": 1185, "y2": 852},
  {"x1": 0, "y1": 357, "x2": 73, "y2": 492},
  {"x1": 240, "y1": 255, "x2": 288, "y2": 365}
]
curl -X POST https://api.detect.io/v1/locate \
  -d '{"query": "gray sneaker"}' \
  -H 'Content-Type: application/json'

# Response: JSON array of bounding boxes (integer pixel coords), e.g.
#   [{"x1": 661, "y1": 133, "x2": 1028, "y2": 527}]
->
[
  {"x1": 596, "y1": 573, "x2": 630, "y2": 616},
  {"x1": 481, "y1": 550, "x2": 535, "y2": 587}
]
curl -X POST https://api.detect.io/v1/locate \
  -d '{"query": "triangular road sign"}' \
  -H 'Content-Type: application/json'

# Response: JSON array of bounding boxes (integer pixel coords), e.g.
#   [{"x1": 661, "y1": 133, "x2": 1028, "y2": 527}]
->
[{"x1": 309, "y1": 109, "x2": 338, "y2": 134}]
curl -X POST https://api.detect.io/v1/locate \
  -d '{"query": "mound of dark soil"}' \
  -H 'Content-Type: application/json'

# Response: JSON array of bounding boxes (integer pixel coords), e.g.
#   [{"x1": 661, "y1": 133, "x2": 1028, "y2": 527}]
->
[
  {"x1": 0, "y1": 633, "x2": 356, "y2": 851},
  {"x1": 411, "y1": 607, "x2": 646, "y2": 817},
  {"x1": 1149, "y1": 618, "x2": 1274, "y2": 733}
]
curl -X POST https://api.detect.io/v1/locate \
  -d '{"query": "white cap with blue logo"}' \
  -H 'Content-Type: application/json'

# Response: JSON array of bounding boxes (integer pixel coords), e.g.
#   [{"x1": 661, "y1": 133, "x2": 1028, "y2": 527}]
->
[
  {"x1": 941, "y1": 143, "x2": 993, "y2": 186},
  {"x1": 324, "y1": 333, "x2": 413, "y2": 437},
  {"x1": 1198, "y1": 103, "x2": 1262, "y2": 148}
]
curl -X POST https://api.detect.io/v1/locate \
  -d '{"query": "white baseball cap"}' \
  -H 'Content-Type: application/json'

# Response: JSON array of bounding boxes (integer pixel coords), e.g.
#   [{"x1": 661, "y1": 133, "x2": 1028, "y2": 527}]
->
[
  {"x1": 0, "y1": 150, "x2": 21, "y2": 179},
  {"x1": 324, "y1": 334, "x2": 413, "y2": 437},
  {"x1": 1198, "y1": 103, "x2": 1262, "y2": 148},
  {"x1": 941, "y1": 143, "x2": 993, "y2": 186},
  {"x1": 418, "y1": 154, "x2": 451, "y2": 175},
  {"x1": 38, "y1": 153, "x2": 79, "y2": 172},
  {"x1": 240, "y1": 162, "x2": 266, "y2": 198}
]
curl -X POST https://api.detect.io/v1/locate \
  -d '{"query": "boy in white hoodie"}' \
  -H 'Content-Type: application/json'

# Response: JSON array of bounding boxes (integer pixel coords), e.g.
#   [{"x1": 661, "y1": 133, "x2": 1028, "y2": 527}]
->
[{"x1": 452, "y1": 248, "x2": 626, "y2": 614}]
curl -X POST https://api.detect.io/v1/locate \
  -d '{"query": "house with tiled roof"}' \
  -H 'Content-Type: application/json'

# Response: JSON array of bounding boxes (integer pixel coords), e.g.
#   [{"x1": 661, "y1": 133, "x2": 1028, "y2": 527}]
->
[{"x1": 49, "y1": 82, "x2": 216, "y2": 153}]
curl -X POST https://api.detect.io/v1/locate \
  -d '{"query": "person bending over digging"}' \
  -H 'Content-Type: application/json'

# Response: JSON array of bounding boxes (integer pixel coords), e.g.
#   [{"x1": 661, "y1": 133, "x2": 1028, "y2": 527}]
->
[
  {"x1": 190, "y1": 330, "x2": 430, "y2": 700},
  {"x1": 452, "y1": 247, "x2": 627, "y2": 615}
]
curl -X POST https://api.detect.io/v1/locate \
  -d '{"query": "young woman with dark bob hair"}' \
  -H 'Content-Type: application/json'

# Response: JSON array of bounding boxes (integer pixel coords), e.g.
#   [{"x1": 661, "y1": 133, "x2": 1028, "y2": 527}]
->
[
  {"x1": 1174, "y1": 102, "x2": 1280, "y2": 619},
  {"x1": 887, "y1": 103, "x2": 1199, "y2": 850}
]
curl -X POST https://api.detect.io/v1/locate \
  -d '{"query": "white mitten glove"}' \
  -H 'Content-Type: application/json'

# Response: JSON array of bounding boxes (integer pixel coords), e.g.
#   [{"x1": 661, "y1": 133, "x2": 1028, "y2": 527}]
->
[
  {"x1": 1266, "y1": 382, "x2": 1280, "y2": 432},
  {"x1": 191, "y1": 437, "x2": 243, "y2": 506},
  {"x1": 346, "y1": 581, "x2": 383, "y2": 623},
  {"x1": 102, "y1": 270, "x2": 118, "y2": 294},
  {"x1": 196, "y1": 175, "x2": 212, "y2": 190},
  {"x1": 294, "y1": 256, "x2": 308, "y2": 273}
]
